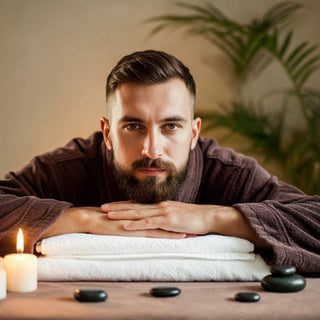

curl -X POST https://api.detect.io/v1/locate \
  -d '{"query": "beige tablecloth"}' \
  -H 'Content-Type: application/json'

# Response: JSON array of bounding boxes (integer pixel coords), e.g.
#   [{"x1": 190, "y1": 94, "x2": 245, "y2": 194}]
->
[{"x1": 0, "y1": 279, "x2": 319, "y2": 319}]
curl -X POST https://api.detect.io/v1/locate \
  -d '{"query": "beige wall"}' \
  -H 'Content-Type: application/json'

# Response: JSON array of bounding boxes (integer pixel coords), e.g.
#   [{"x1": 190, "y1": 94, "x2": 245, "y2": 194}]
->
[{"x1": 1, "y1": 0, "x2": 319, "y2": 178}]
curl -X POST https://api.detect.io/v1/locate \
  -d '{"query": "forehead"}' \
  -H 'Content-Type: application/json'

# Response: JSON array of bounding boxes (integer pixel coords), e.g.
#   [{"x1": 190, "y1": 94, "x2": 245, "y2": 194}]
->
[{"x1": 108, "y1": 78, "x2": 194, "y2": 121}]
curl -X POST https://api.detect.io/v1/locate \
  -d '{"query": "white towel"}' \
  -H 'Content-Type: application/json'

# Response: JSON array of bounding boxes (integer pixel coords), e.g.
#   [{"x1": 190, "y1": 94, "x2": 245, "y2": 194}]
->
[
  {"x1": 36, "y1": 233, "x2": 254, "y2": 256},
  {"x1": 36, "y1": 233, "x2": 270, "y2": 281}
]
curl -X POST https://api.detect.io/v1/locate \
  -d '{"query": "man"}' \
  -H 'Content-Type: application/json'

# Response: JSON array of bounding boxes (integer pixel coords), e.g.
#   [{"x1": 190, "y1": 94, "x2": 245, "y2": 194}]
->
[{"x1": 0, "y1": 50, "x2": 319, "y2": 273}]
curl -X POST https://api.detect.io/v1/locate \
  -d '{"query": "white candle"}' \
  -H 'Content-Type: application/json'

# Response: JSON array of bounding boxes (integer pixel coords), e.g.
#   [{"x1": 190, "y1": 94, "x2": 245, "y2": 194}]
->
[
  {"x1": 0, "y1": 258, "x2": 6, "y2": 299},
  {"x1": 4, "y1": 229, "x2": 37, "y2": 292}
]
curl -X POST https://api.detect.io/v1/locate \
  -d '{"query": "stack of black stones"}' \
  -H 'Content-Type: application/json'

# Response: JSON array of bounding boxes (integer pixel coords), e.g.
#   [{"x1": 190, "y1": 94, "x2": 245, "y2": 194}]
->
[
  {"x1": 261, "y1": 265, "x2": 306, "y2": 292},
  {"x1": 235, "y1": 265, "x2": 306, "y2": 303}
]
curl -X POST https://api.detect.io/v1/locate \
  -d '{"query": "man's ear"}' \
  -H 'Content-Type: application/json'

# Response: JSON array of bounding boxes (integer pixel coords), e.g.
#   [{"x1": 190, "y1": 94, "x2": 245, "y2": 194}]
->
[
  {"x1": 191, "y1": 117, "x2": 201, "y2": 150},
  {"x1": 100, "y1": 117, "x2": 112, "y2": 150}
]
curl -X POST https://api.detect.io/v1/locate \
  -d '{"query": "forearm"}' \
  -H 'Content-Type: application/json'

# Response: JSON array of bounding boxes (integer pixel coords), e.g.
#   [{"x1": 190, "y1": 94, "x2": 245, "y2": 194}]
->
[
  {"x1": 0, "y1": 193, "x2": 72, "y2": 255},
  {"x1": 234, "y1": 200, "x2": 320, "y2": 272},
  {"x1": 207, "y1": 206, "x2": 270, "y2": 249},
  {"x1": 39, "y1": 207, "x2": 88, "y2": 239}
]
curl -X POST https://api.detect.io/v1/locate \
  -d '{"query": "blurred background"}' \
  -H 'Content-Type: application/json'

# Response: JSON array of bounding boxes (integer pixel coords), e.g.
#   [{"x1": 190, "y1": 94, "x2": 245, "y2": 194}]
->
[{"x1": 1, "y1": 0, "x2": 320, "y2": 192}]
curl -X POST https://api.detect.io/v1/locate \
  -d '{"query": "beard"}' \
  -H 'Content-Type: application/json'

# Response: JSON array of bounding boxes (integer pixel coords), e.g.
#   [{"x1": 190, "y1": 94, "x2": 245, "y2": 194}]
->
[{"x1": 112, "y1": 156, "x2": 189, "y2": 203}]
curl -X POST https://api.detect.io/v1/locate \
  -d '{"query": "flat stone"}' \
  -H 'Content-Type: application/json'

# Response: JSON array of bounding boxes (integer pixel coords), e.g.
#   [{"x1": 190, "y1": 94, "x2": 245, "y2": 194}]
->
[
  {"x1": 261, "y1": 274, "x2": 306, "y2": 292},
  {"x1": 235, "y1": 292, "x2": 260, "y2": 302},
  {"x1": 150, "y1": 286, "x2": 181, "y2": 297},
  {"x1": 270, "y1": 265, "x2": 296, "y2": 277},
  {"x1": 74, "y1": 288, "x2": 108, "y2": 302}
]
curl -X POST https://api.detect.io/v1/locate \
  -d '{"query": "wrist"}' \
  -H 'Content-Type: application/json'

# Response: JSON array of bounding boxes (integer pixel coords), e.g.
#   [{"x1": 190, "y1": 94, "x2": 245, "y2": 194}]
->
[
  {"x1": 40, "y1": 206, "x2": 90, "y2": 239},
  {"x1": 206, "y1": 205, "x2": 267, "y2": 247}
]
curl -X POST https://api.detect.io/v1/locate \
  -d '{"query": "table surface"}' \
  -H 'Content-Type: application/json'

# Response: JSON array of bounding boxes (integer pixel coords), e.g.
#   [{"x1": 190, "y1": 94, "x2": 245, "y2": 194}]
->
[{"x1": 0, "y1": 279, "x2": 319, "y2": 320}]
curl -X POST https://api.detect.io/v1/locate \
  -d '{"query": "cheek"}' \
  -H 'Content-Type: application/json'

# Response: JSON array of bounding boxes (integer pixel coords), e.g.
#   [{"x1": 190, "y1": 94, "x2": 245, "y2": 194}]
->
[
  {"x1": 165, "y1": 135, "x2": 192, "y2": 164},
  {"x1": 112, "y1": 134, "x2": 141, "y2": 165}
]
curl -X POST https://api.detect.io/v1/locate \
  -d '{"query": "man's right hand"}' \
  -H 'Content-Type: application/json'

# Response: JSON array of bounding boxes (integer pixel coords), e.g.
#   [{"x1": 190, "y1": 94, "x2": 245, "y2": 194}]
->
[{"x1": 39, "y1": 206, "x2": 187, "y2": 240}]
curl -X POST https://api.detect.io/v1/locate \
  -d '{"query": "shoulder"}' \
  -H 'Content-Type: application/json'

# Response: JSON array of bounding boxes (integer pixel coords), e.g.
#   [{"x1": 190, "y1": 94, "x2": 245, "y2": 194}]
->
[
  {"x1": 194, "y1": 136, "x2": 275, "y2": 204},
  {"x1": 196, "y1": 136, "x2": 273, "y2": 189},
  {"x1": 10, "y1": 131, "x2": 105, "y2": 179},
  {"x1": 45, "y1": 131, "x2": 104, "y2": 164},
  {"x1": 197, "y1": 136, "x2": 258, "y2": 170}
]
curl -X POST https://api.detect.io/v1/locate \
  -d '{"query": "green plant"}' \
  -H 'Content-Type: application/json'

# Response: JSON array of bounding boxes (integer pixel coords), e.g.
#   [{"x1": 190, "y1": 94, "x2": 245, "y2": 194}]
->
[{"x1": 148, "y1": 1, "x2": 320, "y2": 195}]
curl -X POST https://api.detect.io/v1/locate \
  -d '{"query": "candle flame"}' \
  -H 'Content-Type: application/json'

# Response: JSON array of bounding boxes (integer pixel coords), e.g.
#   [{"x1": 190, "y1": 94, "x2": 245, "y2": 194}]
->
[{"x1": 17, "y1": 228, "x2": 24, "y2": 253}]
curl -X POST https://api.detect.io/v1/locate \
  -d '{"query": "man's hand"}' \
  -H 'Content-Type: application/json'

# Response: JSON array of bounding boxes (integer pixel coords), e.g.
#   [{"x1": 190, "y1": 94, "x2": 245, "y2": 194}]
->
[
  {"x1": 102, "y1": 201, "x2": 213, "y2": 235},
  {"x1": 40, "y1": 206, "x2": 187, "y2": 240},
  {"x1": 101, "y1": 200, "x2": 268, "y2": 248}
]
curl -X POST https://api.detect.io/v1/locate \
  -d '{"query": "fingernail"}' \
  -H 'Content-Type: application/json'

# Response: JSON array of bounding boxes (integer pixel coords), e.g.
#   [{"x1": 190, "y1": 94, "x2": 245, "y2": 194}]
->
[{"x1": 101, "y1": 204, "x2": 110, "y2": 210}]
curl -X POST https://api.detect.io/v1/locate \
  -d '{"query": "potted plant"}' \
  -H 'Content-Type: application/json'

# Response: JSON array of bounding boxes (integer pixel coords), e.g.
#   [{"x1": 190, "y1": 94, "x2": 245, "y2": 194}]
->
[{"x1": 148, "y1": 1, "x2": 320, "y2": 195}]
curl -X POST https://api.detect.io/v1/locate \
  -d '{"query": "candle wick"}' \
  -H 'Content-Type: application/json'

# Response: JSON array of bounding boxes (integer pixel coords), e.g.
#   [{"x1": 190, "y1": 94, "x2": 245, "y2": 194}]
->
[{"x1": 17, "y1": 248, "x2": 23, "y2": 254}]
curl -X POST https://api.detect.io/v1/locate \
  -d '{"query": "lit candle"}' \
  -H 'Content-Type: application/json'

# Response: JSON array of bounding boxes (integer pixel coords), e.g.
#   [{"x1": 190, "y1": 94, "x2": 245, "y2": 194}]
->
[
  {"x1": 4, "y1": 228, "x2": 37, "y2": 292},
  {"x1": 0, "y1": 258, "x2": 6, "y2": 299}
]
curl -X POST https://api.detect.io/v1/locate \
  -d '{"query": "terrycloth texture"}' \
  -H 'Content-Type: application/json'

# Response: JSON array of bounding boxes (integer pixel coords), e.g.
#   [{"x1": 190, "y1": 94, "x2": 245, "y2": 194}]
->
[
  {"x1": 36, "y1": 234, "x2": 270, "y2": 281},
  {"x1": 36, "y1": 233, "x2": 254, "y2": 256}
]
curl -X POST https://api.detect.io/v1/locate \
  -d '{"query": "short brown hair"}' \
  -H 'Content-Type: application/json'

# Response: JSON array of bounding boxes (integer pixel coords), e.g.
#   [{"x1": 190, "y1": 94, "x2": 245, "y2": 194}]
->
[{"x1": 106, "y1": 50, "x2": 196, "y2": 104}]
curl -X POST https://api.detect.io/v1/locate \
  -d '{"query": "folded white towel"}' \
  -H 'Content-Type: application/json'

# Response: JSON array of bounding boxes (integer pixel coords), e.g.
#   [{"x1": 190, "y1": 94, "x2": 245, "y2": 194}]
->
[
  {"x1": 37, "y1": 233, "x2": 270, "y2": 281},
  {"x1": 38, "y1": 255, "x2": 269, "y2": 281},
  {"x1": 36, "y1": 233, "x2": 254, "y2": 256}
]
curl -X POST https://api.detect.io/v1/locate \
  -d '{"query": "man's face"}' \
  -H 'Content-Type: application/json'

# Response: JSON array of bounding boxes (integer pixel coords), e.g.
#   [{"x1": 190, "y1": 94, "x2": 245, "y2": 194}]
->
[{"x1": 101, "y1": 78, "x2": 201, "y2": 202}]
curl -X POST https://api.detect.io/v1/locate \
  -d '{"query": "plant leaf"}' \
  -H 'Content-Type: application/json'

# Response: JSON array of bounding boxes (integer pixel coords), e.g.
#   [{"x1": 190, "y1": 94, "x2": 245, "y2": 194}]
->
[
  {"x1": 288, "y1": 45, "x2": 319, "y2": 73},
  {"x1": 279, "y1": 31, "x2": 293, "y2": 58},
  {"x1": 285, "y1": 42, "x2": 308, "y2": 67}
]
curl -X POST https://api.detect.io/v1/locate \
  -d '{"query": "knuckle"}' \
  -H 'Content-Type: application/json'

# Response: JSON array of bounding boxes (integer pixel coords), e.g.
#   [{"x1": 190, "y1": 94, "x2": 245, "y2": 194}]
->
[
  {"x1": 158, "y1": 201, "x2": 169, "y2": 208},
  {"x1": 134, "y1": 210, "x2": 142, "y2": 219}
]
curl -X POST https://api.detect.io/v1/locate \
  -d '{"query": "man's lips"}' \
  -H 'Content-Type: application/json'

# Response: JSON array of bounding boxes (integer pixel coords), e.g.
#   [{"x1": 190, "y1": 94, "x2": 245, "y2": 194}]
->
[{"x1": 137, "y1": 168, "x2": 166, "y2": 176}]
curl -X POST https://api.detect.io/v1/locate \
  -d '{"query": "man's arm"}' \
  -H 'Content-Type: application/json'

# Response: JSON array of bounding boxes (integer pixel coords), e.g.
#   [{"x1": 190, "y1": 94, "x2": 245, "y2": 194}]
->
[
  {"x1": 0, "y1": 192, "x2": 72, "y2": 255},
  {"x1": 101, "y1": 183, "x2": 320, "y2": 274}
]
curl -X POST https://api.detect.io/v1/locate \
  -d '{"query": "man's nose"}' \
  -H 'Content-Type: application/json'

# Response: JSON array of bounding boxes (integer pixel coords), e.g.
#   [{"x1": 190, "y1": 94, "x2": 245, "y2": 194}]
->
[{"x1": 141, "y1": 131, "x2": 163, "y2": 159}]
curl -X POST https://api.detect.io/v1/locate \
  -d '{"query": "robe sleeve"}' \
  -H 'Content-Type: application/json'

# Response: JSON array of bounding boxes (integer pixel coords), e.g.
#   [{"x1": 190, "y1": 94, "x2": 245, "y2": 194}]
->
[
  {"x1": 232, "y1": 160, "x2": 320, "y2": 273},
  {"x1": 0, "y1": 154, "x2": 73, "y2": 256}
]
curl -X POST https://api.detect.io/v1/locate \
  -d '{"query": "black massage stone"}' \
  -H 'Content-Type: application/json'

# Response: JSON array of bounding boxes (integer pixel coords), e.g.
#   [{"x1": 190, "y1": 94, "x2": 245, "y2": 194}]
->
[
  {"x1": 235, "y1": 292, "x2": 260, "y2": 302},
  {"x1": 270, "y1": 265, "x2": 296, "y2": 277},
  {"x1": 261, "y1": 266, "x2": 306, "y2": 293},
  {"x1": 150, "y1": 286, "x2": 181, "y2": 297},
  {"x1": 74, "y1": 288, "x2": 108, "y2": 302}
]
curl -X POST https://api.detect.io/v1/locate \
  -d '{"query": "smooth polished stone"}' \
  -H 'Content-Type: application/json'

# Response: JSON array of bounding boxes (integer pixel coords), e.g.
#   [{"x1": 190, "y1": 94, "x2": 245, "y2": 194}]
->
[
  {"x1": 270, "y1": 265, "x2": 296, "y2": 277},
  {"x1": 235, "y1": 292, "x2": 260, "y2": 302},
  {"x1": 261, "y1": 274, "x2": 306, "y2": 292},
  {"x1": 74, "y1": 288, "x2": 108, "y2": 302},
  {"x1": 150, "y1": 286, "x2": 181, "y2": 297}
]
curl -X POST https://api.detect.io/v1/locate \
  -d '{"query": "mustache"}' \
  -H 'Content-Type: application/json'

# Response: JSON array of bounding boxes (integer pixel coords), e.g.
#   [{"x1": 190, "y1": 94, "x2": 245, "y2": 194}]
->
[{"x1": 131, "y1": 158, "x2": 175, "y2": 171}]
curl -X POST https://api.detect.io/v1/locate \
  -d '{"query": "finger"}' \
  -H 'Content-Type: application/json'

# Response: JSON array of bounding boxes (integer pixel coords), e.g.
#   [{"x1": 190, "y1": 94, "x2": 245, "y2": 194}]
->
[
  {"x1": 107, "y1": 207, "x2": 161, "y2": 220},
  {"x1": 185, "y1": 234, "x2": 197, "y2": 238},
  {"x1": 123, "y1": 229, "x2": 186, "y2": 239},
  {"x1": 101, "y1": 201, "x2": 158, "y2": 213},
  {"x1": 122, "y1": 216, "x2": 166, "y2": 231}
]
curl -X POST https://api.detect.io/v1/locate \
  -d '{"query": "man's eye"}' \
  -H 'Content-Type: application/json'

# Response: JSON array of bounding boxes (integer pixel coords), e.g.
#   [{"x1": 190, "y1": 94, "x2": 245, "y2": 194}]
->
[
  {"x1": 163, "y1": 123, "x2": 180, "y2": 130},
  {"x1": 124, "y1": 123, "x2": 143, "y2": 131}
]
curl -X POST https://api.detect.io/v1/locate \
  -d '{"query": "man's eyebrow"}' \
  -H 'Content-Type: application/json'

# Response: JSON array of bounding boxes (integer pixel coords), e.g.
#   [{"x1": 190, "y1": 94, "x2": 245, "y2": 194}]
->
[
  {"x1": 119, "y1": 116, "x2": 188, "y2": 123},
  {"x1": 161, "y1": 116, "x2": 187, "y2": 123},
  {"x1": 119, "y1": 116, "x2": 144, "y2": 123}
]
